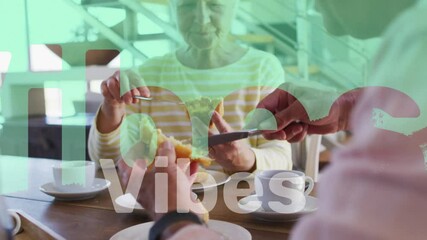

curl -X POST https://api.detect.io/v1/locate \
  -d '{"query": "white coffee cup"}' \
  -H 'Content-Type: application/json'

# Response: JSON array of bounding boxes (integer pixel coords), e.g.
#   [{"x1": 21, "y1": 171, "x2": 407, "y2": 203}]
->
[
  {"x1": 255, "y1": 170, "x2": 314, "y2": 213},
  {"x1": 1, "y1": 208, "x2": 21, "y2": 239},
  {"x1": 53, "y1": 161, "x2": 95, "y2": 192},
  {"x1": 7, "y1": 210, "x2": 22, "y2": 236}
]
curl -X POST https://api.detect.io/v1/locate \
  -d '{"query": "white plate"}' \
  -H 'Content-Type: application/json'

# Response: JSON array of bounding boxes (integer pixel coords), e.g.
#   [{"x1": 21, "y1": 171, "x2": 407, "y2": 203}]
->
[
  {"x1": 230, "y1": 171, "x2": 256, "y2": 181},
  {"x1": 110, "y1": 220, "x2": 251, "y2": 240},
  {"x1": 40, "y1": 178, "x2": 110, "y2": 201},
  {"x1": 115, "y1": 192, "x2": 199, "y2": 213},
  {"x1": 192, "y1": 170, "x2": 231, "y2": 193},
  {"x1": 115, "y1": 193, "x2": 144, "y2": 210},
  {"x1": 238, "y1": 195, "x2": 318, "y2": 222}
]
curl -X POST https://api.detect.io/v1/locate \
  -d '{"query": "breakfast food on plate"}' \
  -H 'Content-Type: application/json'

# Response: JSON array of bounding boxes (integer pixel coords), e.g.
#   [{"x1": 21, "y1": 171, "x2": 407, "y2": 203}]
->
[
  {"x1": 139, "y1": 117, "x2": 211, "y2": 222},
  {"x1": 156, "y1": 129, "x2": 212, "y2": 167},
  {"x1": 184, "y1": 97, "x2": 224, "y2": 128},
  {"x1": 201, "y1": 205, "x2": 209, "y2": 222},
  {"x1": 194, "y1": 167, "x2": 209, "y2": 183},
  {"x1": 139, "y1": 117, "x2": 212, "y2": 167}
]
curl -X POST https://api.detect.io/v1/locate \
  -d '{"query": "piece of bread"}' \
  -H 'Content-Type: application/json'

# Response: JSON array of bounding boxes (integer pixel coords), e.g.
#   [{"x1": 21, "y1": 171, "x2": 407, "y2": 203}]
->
[
  {"x1": 185, "y1": 97, "x2": 224, "y2": 128},
  {"x1": 139, "y1": 118, "x2": 210, "y2": 222},
  {"x1": 139, "y1": 117, "x2": 212, "y2": 167},
  {"x1": 194, "y1": 168, "x2": 209, "y2": 183},
  {"x1": 156, "y1": 128, "x2": 212, "y2": 167}
]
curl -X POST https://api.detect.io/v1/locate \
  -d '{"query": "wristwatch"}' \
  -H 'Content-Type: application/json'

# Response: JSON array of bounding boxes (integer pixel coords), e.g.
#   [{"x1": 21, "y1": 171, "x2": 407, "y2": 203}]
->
[{"x1": 149, "y1": 211, "x2": 204, "y2": 240}]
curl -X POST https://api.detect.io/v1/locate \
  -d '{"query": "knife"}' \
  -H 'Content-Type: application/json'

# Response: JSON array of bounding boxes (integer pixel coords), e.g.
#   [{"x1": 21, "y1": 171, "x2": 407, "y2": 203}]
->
[
  {"x1": 207, "y1": 129, "x2": 263, "y2": 147},
  {"x1": 132, "y1": 95, "x2": 184, "y2": 105}
]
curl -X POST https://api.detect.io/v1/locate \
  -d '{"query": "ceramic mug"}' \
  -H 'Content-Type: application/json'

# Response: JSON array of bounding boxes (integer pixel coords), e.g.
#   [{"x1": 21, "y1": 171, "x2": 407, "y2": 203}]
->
[
  {"x1": 53, "y1": 161, "x2": 95, "y2": 192},
  {"x1": 7, "y1": 210, "x2": 21, "y2": 236},
  {"x1": 1, "y1": 198, "x2": 21, "y2": 239},
  {"x1": 255, "y1": 170, "x2": 314, "y2": 213},
  {"x1": 0, "y1": 211, "x2": 21, "y2": 238}
]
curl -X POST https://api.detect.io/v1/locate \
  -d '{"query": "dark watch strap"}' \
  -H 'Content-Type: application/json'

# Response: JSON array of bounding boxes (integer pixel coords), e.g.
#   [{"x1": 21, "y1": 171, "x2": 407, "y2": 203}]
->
[{"x1": 149, "y1": 211, "x2": 204, "y2": 240}]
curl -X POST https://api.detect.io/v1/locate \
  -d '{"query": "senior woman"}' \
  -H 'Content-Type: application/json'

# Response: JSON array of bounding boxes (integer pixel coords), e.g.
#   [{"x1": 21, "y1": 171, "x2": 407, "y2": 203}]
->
[{"x1": 88, "y1": 0, "x2": 292, "y2": 173}]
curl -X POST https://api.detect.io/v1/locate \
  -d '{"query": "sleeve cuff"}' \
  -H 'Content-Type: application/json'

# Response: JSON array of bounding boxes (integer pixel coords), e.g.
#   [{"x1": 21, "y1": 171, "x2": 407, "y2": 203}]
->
[
  {"x1": 251, "y1": 141, "x2": 293, "y2": 171},
  {"x1": 92, "y1": 105, "x2": 122, "y2": 138},
  {"x1": 87, "y1": 106, "x2": 123, "y2": 163}
]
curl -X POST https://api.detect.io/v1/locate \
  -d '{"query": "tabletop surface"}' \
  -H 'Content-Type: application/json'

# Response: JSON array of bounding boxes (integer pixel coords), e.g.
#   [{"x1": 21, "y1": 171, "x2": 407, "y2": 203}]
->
[{"x1": 2, "y1": 156, "x2": 309, "y2": 240}]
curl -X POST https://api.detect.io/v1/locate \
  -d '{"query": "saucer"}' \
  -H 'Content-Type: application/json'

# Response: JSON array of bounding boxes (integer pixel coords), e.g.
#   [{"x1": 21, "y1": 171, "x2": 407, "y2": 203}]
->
[
  {"x1": 192, "y1": 170, "x2": 231, "y2": 193},
  {"x1": 110, "y1": 220, "x2": 251, "y2": 240},
  {"x1": 40, "y1": 178, "x2": 110, "y2": 201},
  {"x1": 238, "y1": 195, "x2": 318, "y2": 222},
  {"x1": 114, "y1": 193, "x2": 145, "y2": 214},
  {"x1": 115, "y1": 192, "x2": 199, "y2": 213}
]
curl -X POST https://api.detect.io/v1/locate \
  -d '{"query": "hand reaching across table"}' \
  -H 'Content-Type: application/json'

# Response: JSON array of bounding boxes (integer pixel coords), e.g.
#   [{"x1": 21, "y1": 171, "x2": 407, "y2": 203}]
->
[
  {"x1": 117, "y1": 141, "x2": 221, "y2": 240},
  {"x1": 251, "y1": 82, "x2": 362, "y2": 142}
]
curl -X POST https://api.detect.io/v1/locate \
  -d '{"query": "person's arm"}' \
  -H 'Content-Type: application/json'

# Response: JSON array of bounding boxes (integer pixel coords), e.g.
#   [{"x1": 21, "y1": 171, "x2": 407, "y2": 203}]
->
[
  {"x1": 117, "y1": 158, "x2": 220, "y2": 240},
  {"x1": 97, "y1": 70, "x2": 149, "y2": 133},
  {"x1": 252, "y1": 84, "x2": 363, "y2": 142},
  {"x1": 290, "y1": 87, "x2": 426, "y2": 240},
  {"x1": 251, "y1": 140, "x2": 293, "y2": 171},
  {"x1": 291, "y1": 23, "x2": 427, "y2": 240},
  {"x1": 205, "y1": 112, "x2": 256, "y2": 173},
  {"x1": 88, "y1": 107, "x2": 123, "y2": 164},
  {"x1": 246, "y1": 55, "x2": 292, "y2": 170},
  {"x1": 117, "y1": 141, "x2": 220, "y2": 239},
  {"x1": 246, "y1": 80, "x2": 294, "y2": 171},
  {"x1": 204, "y1": 112, "x2": 293, "y2": 172},
  {"x1": 88, "y1": 69, "x2": 150, "y2": 164}
]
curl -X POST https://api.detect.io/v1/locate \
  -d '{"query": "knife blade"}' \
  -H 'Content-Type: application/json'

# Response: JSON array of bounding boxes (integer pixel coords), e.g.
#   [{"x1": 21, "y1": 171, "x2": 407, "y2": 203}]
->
[
  {"x1": 132, "y1": 95, "x2": 184, "y2": 105},
  {"x1": 208, "y1": 129, "x2": 263, "y2": 147}
]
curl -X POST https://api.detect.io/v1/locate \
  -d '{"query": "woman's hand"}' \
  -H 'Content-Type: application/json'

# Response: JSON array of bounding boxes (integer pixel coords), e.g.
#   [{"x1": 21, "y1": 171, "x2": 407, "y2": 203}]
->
[
  {"x1": 97, "y1": 69, "x2": 151, "y2": 133},
  {"x1": 208, "y1": 112, "x2": 256, "y2": 173}
]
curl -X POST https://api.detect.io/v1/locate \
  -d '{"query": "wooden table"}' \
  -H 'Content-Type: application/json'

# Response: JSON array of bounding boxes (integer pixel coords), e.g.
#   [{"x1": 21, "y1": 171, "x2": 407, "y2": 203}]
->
[{"x1": 2, "y1": 156, "x2": 302, "y2": 240}]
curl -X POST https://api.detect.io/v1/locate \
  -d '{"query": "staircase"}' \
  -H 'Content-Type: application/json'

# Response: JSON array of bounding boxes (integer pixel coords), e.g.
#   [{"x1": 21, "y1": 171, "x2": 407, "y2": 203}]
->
[{"x1": 58, "y1": 0, "x2": 372, "y2": 90}]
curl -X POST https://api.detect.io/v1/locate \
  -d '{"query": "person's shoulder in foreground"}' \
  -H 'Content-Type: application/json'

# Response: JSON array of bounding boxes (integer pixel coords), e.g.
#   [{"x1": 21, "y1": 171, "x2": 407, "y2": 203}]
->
[{"x1": 291, "y1": 1, "x2": 427, "y2": 240}]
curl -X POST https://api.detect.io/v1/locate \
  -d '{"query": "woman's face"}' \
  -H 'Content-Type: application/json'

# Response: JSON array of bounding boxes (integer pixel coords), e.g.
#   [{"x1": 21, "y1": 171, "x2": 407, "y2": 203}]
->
[
  {"x1": 314, "y1": 0, "x2": 394, "y2": 39},
  {"x1": 174, "y1": 0, "x2": 237, "y2": 50}
]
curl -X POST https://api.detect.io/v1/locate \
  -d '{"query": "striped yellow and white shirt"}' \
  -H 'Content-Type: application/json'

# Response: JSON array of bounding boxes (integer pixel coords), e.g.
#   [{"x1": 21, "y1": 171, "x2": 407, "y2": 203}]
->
[{"x1": 88, "y1": 48, "x2": 292, "y2": 170}]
